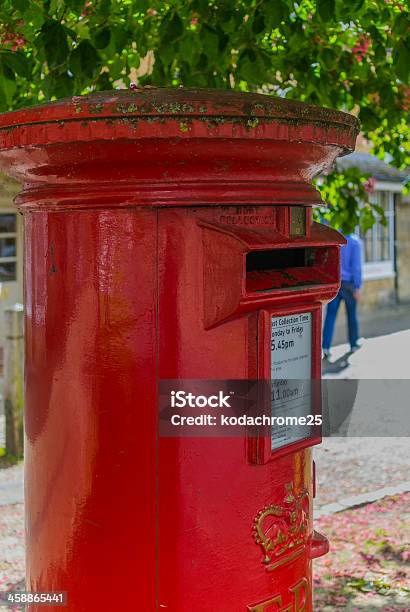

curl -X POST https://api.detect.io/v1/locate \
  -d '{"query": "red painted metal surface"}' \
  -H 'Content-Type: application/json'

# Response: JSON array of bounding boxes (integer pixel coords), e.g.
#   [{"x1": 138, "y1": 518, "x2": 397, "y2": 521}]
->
[{"x1": 0, "y1": 88, "x2": 358, "y2": 611}]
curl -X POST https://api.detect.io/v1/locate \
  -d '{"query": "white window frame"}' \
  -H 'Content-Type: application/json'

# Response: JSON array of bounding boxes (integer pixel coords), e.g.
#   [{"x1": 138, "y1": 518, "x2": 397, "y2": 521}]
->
[
  {"x1": 362, "y1": 184, "x2": 398, "y2": 281},
  {"x1": 0, "y1": 211, "x2": 18, "y2": 283}
]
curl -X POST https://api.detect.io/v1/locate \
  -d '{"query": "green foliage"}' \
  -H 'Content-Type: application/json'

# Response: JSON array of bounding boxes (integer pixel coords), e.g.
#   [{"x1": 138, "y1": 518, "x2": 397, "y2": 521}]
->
[
  {"x1": 0, "y1": 0, "x2": 409, "y2": 229},
  {"x1": 314, "y1": 168, "x2": 386, "y2": 234},
  {"x1": 0, "y1": 447, "x2": 23, "y2": 467}
]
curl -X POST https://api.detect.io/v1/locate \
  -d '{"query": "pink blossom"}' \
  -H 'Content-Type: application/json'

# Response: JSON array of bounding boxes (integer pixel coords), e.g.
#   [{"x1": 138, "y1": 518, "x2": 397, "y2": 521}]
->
[
  {"x1": 352, "y1": 36, "x2": 370, "y2": 62},
  {"x1": 364, "y1": 176, "x2": 376, "y2": 193}
]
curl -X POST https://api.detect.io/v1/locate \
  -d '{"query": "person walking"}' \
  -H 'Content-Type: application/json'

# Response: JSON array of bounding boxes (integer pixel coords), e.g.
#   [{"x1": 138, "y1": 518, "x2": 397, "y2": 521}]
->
[{"x1": 322, "y1": 233, "x2": 363, "y2": 359}]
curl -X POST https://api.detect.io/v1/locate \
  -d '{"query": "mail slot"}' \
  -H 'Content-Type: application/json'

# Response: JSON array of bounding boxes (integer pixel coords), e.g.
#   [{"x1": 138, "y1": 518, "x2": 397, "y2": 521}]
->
[
  {"x1": 246, "y1": 246, "x2": 339, "y2": 292},
  {"x1": 0, "y1": 88, "x2": 358, "y2": 611}
]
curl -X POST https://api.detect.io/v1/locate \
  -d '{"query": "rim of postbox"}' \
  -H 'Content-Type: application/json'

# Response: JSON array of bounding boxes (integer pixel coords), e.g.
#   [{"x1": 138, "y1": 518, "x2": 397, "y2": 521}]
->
[
  {"x1": 0, "y1": 87, "x2": 360, "y2": 210},
  {"x1": 0, "y1": 87, "x2": 359, "y2": 145}
]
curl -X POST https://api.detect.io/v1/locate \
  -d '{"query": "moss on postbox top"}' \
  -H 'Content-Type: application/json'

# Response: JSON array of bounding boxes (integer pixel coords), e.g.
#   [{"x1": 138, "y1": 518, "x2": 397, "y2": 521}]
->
[{"x1": 0, "y1": 87, "x2": 359, "y2": 148}]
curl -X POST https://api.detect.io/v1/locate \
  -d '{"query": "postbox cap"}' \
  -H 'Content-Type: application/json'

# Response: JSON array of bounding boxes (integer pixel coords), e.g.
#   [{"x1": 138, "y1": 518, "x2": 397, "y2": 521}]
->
[{"x1": 0, "y1": 88, "x2": 359, "y2": 209}]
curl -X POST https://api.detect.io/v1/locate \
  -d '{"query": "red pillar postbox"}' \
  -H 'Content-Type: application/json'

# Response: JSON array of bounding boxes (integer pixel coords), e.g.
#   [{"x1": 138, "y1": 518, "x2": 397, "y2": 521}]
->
[{"x1": 0, "y1": 89, "x2": 358, "y2": 611}]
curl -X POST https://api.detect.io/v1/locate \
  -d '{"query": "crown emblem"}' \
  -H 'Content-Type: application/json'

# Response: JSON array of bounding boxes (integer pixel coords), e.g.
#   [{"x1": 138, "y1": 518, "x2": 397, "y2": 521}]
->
[{"x1": 252, "y1": 483, "x2": 309, "y2": 571}]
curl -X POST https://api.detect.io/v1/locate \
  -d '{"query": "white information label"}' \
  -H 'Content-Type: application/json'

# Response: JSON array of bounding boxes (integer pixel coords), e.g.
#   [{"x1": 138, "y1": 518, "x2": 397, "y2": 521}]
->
[{"x1": 270, "y1": 312, "x2": 312, "y2": 451}]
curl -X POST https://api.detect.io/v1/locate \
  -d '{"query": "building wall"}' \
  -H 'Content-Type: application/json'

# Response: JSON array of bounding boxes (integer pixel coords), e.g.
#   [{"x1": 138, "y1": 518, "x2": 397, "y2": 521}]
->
[
  {"x1": 396, "y1": 193, "x2": 410, "y2": 304},
  {"x1": 355, "y1": 185, "x2": 398, "y2": 311},
  {"x1": 0, "y1": 174, "x2": 23, "y2": 349},
  {"x1": 332, "y1": 189, "x2": 409, "y2": 345},
  {"x1": 361, "y1": 277, "x2": 396, "y2": 310}
]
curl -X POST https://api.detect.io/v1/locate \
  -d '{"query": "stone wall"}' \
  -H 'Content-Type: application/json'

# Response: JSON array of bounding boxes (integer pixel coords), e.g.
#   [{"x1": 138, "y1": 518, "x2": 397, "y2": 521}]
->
[{"x1": 361, "y1": 277, "x2": 396, "y2": 311}]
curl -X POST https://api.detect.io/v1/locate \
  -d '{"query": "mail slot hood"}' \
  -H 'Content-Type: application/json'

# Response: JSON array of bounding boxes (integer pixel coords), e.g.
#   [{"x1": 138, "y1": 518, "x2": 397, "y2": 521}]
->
[{"x1": 201, "y1": 213, "x2": 345, "y2": 328}]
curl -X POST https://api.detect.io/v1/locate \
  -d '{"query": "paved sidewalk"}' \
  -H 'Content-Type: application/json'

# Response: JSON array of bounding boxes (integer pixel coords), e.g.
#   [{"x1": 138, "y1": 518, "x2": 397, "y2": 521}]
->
[
  {"x1": 315, "y1": 325, "x2": 410, "y2": 510},
  {"x1": 314, "y1": 437, "x2": 410, "y2": 509},
  {"x1": 323, "y1": 328, "x2": 410, "y2": 378},
  {"x1": 0, "y1": 412, "x2": 23, "y2": 507},
  {"x1": 332, "y1": 303, "x2": 410, "y2": 347},
  {"x1": 0, "y1": 462, "x2": 23, "y2": 507},
  {"x1": 0, "y1": 463, "x2": 23, "y2": 507},
  {"x1": 0, "y1": 502, "x2": 25, "y2": 603}
]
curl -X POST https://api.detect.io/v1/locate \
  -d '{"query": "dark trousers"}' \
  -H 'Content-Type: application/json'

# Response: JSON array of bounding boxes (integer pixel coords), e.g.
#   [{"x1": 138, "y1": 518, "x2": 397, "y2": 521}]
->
[{"x1": 322, "y1": 282, "x2": 359, "y2": 350}]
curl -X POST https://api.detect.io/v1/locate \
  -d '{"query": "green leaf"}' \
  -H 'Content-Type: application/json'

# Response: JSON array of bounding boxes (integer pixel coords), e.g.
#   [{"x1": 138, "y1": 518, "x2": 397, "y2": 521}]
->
[
  {"x1": 158, "y1": 41, "x2": 175, "y2": 66},
  {"x1": 41, "y1": 20, "x2": 70, "y2": 69},
  {"x1": 0, "y1": 72, "x2": 17, "y2": 106},
  {"x1": 94, "y1": 28, "x2": 111, "y2": 49},
  {"x1": 320, "y1": 49, "x2": 337, "y2": 70},
  {"x1": 107, "y1": 54, "x2": 124, "y2": 79},
  {"x1": 0, "y1": 51, "x2": 30, "y2": 78},
  {"x1": 0, "y1": 85, "x2": 7, "y2": 112},
  {"x1": 178, "y1": 36, "x2": 199, "y2": 65},
  {"x1": 218, "y1": 31, "x2": 230, "y2": 53},
  {"x1": 94, "y1": 70, "x2": 112, "y2": 90},
  {"x1": 237, "y1": 54, "x2": 255, "y2": 83},
  {"x1": 111, "y1": 26, "x2": 129, "y2": 53},
  {"x1": 252, "y1": 11, "x2": 266, "y2": 35},
  {"x1": 62, "y1": 25, "x2": 78, "y2": 40},
  {"x1": 393, "y1": 13, "x2": 409, "y2": 36},
  {"x1": 97, "y1": 0, "x2": 111, "y2": 18},
  {"x1": 14, "y1": 0, "x2": 29, "y2": 11},
  {"x1": 393, "y1": 40, "x2": 410, "y2": 83},
  {"x1": 220, "y1": 15, "x2": 237, "y2": 34},
  {"x1": 317, "y1": 0, "x2": 336, "y2": 22},
  {"x1": 336, "y1": 0, "x2": 364, "y2": 19},
  {"x1": 50, "y1": 0, "x2": 66, "y2": 16},
  {"x1": 65, "y1": 0, "x2": 85, "y2": 11},
  {"x1": 373, "y1": 42, "x2": 387, "y2": 64},
  {"x1": 127, "y1": 51, "x2": 140, "y2": 70},
  {"x1": 237, "y1": 50, "x2": 268, "y2": 84},
  {"x1": 201, "y1": 26, "x2": 220, "y2": 63},
  {"x1": 263, "y1": 0, "x2": 288, "y2": 27},
  {"x1": 165, "y1": 13, "x2": 184, "y2": 39},
  {"x1": 287, "y1": 29, "x2": 307, "y2": 57},
  {"x1": 69, "y1": 40, "x2": 99, "y2": 79},
  {"x1": 54, "y1": 72, "x2": 74, "y2": 97},
  {"x1": 44, "y1": 71, "x2": 74, "y2": 98},
  {"x1": 133, "y1": 0, "x2": 149, "y2": 11}
]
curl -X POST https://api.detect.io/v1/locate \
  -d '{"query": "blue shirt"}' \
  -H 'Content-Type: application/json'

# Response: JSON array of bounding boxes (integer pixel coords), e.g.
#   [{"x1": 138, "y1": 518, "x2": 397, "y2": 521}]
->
[{"x1": 341, "y1": 234, "x2": 363, "y2": 290}]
